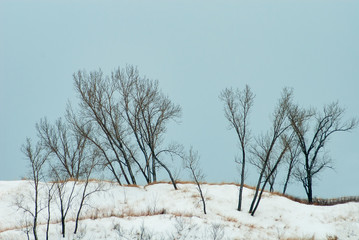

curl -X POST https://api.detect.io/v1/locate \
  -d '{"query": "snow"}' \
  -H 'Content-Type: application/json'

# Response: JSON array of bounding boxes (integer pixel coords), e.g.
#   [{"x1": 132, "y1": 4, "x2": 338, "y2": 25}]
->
[{"x1": 0, "y1": 180, "x2": 358, "y2": 240}]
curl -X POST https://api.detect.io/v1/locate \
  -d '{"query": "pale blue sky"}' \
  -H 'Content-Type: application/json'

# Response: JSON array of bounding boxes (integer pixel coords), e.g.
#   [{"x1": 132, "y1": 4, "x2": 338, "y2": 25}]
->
[{"x1": 1, "y1": 0, "x2": 358, "y2": 198}]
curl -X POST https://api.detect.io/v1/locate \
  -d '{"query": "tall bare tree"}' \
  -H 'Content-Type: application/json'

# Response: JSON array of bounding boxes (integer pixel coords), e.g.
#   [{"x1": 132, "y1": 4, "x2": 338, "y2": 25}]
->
[
  {"x1": 37, "y1": 115, "x2": 100, "y2": 237},
  {"x1": 18, "y1": 138, "x2": 49, "y2": 240},
  {"x1": 73, "y1": 66, "x2": 182, "y2": 188},
  {"x1": 220, "y1": 85, "x2": 254, "y2": 211},
  {"x1": 130, "y1": 73, "x2": 182, "y2": 189},
  {"x1": 288, "y1": 101, "x2": 358, "y2": 203},
  {"x1": 73, "y1": 70, "x2": 136, "y2": 184},
  {"x1": 249, "y1": 88, "x2": 292, "y2": 216}
]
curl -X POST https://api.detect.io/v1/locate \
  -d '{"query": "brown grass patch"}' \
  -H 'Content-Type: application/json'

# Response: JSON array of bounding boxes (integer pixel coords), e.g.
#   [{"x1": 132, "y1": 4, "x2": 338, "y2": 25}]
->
[
  {"x1": 222, "y1": 216, "x2": 238, "y2": 223},
  {"x1": 283, "y1": 236, "x2": 337, "y2": 240},
  {"x1": 170, "y1": 211, "x2": 194, "y2": 218},
  {"x1": 191, "y1": 193, "x2": 200, "y2": 198},
  {"x1": 87, "y1": 206, "x2": 167, "y2": 220},
  {"x1": 246, "y1": 224, "x2": 256, "y2": 230},
  {"x1": 283, "y1": 237, "x2": 315, "y2": 240}
]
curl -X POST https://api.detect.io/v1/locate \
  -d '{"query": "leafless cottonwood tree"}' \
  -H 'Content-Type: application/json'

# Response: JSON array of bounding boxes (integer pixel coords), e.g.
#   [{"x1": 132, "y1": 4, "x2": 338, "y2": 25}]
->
[
  {"x1": 127, "y1": 73, "x2": 182, "y2": 189},
  {"x1": 220, "y1": 85, "x2": 254, "y2": 211},
  {"x1": 288, "y1": 101, "x2": 358, "y2": 203},
  {"x1": 73, "y1": 71, "x2": 135, "y2": 184},
  {"x1": 184, "y1": 147, "x2": 206, "y2": 214},
  {"x1": 73, "y1": 66, "x2": 182, "y2": 188},
  {"x1": 249, "y1": 88, "x2": 292, "y2": 216},
  {"x1": 114, "y1": 66, "x2": 182, "y2": 188},
  {"x1": 18, "y1": 138, "x2": 49, "y2": 240}
]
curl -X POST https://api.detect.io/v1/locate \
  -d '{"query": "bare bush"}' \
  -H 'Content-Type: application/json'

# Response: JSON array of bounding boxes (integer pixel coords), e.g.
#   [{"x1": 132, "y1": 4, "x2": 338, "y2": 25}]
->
[{"x1": 209, "y1": 223, "x2": 225, "y2": 240}]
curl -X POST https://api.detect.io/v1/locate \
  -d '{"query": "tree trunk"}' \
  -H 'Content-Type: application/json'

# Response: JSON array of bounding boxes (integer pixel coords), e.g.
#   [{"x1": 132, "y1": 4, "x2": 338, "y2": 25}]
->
[
  {"x1": 147, "y1": 157, "x2": 151, "y2": 183},
  {"x1": 249, "y1": 169, "x2": 265, "y2": 213},
  {"x1": 307, "y1": 176, "x2": 313, "y2": 203},
  {"x1": 251, "y1": 180, "x2": 268, "y2": 216},
  {"x1": 33, "y1": 216, "x2": 38, "y2": 240},
  {"x1": 237, "y1": 148, "x2": 245, "y2": 211},
  {"x1": 199, "y1": 185, "x2": 207, "y2": 214},
  {"x1": 46, "y1": 199, "x2": 51, "y2": 240},
  {"x1": 152, "y1": 155, "x2": 157, "y2": 182},
  {"x1": 154, "y1": 156, "x2": 177, "y2": 190},
  {"x1": 305, "y1": 154, "x2": 313, "y2": 204},
  {"x1": 61, "y1": 216, "x2": 65, "y2": 238},
  {"x1": 74, "y1": 182, "x2": 88, "y2": 234},
  {"x1": 282, "y1": 164, "x2": 292, "y2": 195},
  {"x1": 33, "y1": 186, "x2": 38, "y2": 240}
]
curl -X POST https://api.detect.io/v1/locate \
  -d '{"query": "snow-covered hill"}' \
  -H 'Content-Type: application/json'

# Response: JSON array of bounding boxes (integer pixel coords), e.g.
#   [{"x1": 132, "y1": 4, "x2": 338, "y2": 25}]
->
[{"x1": 0, "y1": 181, "x2": 358, "y2": 240}]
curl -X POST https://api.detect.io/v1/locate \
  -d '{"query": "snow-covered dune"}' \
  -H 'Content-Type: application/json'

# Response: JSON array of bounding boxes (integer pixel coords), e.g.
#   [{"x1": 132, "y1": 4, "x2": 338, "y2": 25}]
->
[{"x1": 0, "y1": 181, "x2": 358, "y2": 240}]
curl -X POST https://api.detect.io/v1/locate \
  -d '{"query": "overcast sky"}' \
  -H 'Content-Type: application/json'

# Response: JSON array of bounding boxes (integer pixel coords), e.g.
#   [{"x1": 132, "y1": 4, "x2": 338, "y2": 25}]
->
[{"x1": 1, "y1": 0, "x2": 358, "y2": 198}]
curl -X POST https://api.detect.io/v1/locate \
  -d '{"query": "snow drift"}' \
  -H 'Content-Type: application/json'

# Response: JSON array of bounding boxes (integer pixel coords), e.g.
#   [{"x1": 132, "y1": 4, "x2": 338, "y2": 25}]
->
[{"x1": 0, "y1": 181, "x2": 358, "y2": 240}]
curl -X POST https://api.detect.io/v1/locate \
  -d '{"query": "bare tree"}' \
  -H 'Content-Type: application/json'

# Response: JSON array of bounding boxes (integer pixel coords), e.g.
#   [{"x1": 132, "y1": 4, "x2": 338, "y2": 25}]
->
[
  {"x1": 288, "y1": 101, "x2": 358, "y2": 203},
  {"x1": 184, "y1": 147, "x2": 206, "y2": 214},
  {"x1": 18, "y1": 138, "x2": 49, "y2": 240},
  {"x1": 73, "y1": 71, "x2": 136, "y2": 184},
  {"x1": 220, "y1": 85, "x2": 254, "y2": 211},
  {"x1": 37, "y1": 116, "x2": 98, "y2": 237},
  {"x1": 115, "y1": 66, "x2": 183, "y2": 187},
  {"x1": 130, "y1": 73, "x2": 182, "y2": 189},
  {"x1": 249, "y1": 88, "x2": 292, "y2": 216},
  {"x1": 72, "y1": 66, "x2": 182, "y2": 188}
]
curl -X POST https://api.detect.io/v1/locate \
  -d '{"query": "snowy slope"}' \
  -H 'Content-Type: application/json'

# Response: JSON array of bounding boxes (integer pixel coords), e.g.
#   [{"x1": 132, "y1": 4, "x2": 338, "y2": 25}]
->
[{"x1": 0, "y1": 181, "x2": 358, "y2": 240}]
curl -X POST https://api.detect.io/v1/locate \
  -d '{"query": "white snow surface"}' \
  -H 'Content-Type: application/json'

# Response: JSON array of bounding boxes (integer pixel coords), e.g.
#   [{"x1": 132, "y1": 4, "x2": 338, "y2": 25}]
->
[{"x1": 0, "y1": 180, "x2": 358, "y2": 240}]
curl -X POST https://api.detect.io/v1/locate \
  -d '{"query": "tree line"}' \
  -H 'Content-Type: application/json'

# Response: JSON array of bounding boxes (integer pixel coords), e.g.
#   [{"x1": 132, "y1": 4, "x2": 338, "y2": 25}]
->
[{"x1": 21, "y1": 65, "x2": 357, "y2": 239}]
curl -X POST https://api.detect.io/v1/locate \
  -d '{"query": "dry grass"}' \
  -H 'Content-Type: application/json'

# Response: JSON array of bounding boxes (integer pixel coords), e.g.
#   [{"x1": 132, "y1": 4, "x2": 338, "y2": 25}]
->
[
  {"x1": 222, "y1": 216, "x2": 238, "y2": 223},
  {"x1": 86, "y1": 206, "x2": 168, "y2": 220},
  {"x1": 283, "y1": 237, "x2": 315, "y2": 240},
  {"x1": 191, "y1": 193, "x2": 200, "y2": 198},
  {"x1": 170, "y1": 211, "x2": 194, "y2": 218},
  {"x1": 145, "y1": 181, "x2": 176, "y2": 187},
  {"x1": 246, "y1": 224, "x2": 256, "y2": 230},
  {"x1": 281, "y1": 236, "x2": 338, "y2": 240}
]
